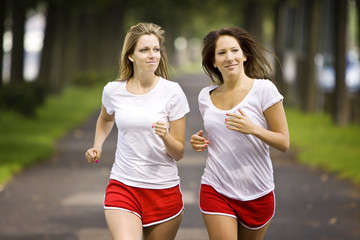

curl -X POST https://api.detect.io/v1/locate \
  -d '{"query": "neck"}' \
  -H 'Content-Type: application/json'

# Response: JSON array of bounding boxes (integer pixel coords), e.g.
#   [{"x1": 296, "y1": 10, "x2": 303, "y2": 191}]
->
[
  {"x1": 126, "y1": 73, "x2": 160, "y2": 95},
  {"x1": 130, "y1": 72, "x2": 159, "y2": 87},
  {"x1": 222, "y1": 72, "x2": 250, "y2": 91}
]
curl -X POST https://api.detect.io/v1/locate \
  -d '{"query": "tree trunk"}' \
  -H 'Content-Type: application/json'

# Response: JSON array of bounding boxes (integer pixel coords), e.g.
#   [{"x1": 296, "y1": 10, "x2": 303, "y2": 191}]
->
[
  {"x1": 274, "y1": 0, "x2": 286, "y2": 96},
  {"x1": 61, "y1": 9, "x2": 79, "y2": 85},
  {"x1": 357, "y1": 0, "x2": 360, "y2": 49},
  {"x1": 10, "y1": 0, "x2": 26, "y2": 84},
  {"x1": 48, "y1": 6, "x2": 67, "y2": 93},
  {"x1": 243, "y1": 1, "x2": 264, "y2": 42},
  {"x1": 293, "y1": 0, "x2": 320, "y2": 112},
  {"x1": 332, "y1": 0, "x2": 349, "y2": 125},
  {"x1": 305, "y1": 0, "x2": 321, "y2": 112},
  {"x1": 0, "y1": 0, "x2": 6, "y2": 88},
  {"x1": 98, "y1": 9, "x2": 125, "y2": 75},
  {"x1": 76, "y1": 11, "x2": 97, "y2": 73},
  {"x1": 38, "y1": 2, "x2": 55, "y2": 92},
  {"x1": 294, "y1": 0, "x2": 308, "y2": 110}
]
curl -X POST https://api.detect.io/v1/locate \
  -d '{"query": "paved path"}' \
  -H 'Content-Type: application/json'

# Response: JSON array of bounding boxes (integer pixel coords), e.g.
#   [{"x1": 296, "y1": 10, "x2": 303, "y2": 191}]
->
[{"x1": 0, "y1": 73, "x2": 359, "y2": 239}]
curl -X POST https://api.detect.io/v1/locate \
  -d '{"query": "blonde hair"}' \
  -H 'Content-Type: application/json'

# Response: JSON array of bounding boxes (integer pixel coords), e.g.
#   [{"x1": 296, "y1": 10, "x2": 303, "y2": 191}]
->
[{"x1": 118, "y1": 22, "x2": 170, "y2": 80}]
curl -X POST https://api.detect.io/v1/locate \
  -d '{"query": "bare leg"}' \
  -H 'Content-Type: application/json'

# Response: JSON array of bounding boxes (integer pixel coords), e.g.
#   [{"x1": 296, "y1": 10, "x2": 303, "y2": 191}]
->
[
  {"x1": 237, "y1": 221, "x2": 270, "y2": 240},
  {"x1": 143, "y1": 211, "x2": 184, "y2": 240},
  {"x1": 202, "y1": 214, "x2": 238, "y2": 240},
  {"x1": 105, "y1": 209, "x2": 143, "y2": 240}
]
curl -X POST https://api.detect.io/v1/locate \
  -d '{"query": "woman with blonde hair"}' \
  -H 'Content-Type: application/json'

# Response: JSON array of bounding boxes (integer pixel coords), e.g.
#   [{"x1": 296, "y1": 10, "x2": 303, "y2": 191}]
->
[{"x1": 85, "y1": 22, "x2": 189, "y2": 240}]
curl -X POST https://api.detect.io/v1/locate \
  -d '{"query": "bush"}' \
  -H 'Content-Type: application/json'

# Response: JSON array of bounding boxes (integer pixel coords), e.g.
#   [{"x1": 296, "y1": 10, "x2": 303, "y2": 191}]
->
[
  {"x1": 73, "y1": 71, "x2": 114, "y2": 87},
  {"x1": 0, "y1": 82, "x2": 46, "y2": 117}
]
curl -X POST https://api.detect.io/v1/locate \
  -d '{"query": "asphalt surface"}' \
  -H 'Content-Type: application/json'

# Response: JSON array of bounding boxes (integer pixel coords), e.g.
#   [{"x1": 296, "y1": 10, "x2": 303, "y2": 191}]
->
[{"x1": 0, "y1": 73, "x2": 359, "y2": 240}]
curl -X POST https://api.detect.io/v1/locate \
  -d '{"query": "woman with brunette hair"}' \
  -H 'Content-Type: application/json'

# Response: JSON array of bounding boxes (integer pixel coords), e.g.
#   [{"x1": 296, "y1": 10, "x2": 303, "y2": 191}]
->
[
  {"x1": 85, "y1": 22, "x2": 189, "y2": 240},
  {"x1": 190, "y1": 27, "x2": 290, "y2": 240}
]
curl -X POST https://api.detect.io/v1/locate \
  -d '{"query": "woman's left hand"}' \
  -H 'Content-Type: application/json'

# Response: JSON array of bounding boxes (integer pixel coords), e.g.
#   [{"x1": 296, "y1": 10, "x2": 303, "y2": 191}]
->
[
  {"x1": 225, "y1": 108, "x2": 256, "y2": 134},
  {"x1": 153, "y1": 121, "x2": 168, "y2": 139}
]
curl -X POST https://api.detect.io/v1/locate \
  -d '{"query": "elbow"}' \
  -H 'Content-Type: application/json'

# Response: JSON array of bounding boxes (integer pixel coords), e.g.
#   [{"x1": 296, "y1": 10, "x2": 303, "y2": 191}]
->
[
  {"x1": 174, "y1": 156, "x2": 183, "y2": 162},
  {"x1": 173, "y1": 148, "x2": 185, "y2": 161},
  {"x1": 277, "y1": 134, "x2": 290, "y2": 152},
  {"x1": 174, "y1": 149, "x2": 185, "y2": 161},
  {"x1": 279, "y1": 141, "x2": 290, "y2": 152},
  {"x1": 173, "y1": 142, "x2": 186, "y2": 161}
]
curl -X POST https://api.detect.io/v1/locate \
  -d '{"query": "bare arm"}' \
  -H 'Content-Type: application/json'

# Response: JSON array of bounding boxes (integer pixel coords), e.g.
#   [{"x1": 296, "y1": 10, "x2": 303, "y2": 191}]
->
[
  {"x1": 153, "y1": 116, "x2": 186, "y2": 161},
  {"x1": 85, "y1": 105, "x2": 115, "y2": 164},
  {"x1": 225, "y1": 101, "x2": 290, "y2": 152}
]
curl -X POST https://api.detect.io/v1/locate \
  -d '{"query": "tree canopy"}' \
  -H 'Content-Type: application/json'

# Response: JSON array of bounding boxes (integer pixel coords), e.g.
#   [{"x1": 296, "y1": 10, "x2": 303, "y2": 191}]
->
[{"x1": 1, "y1": 0, "x2": 359, "y2": 124}]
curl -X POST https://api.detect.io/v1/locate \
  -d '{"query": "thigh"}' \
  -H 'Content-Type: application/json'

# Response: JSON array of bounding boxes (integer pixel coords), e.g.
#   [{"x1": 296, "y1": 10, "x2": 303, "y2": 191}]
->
[
  {"x1": 143, "y1": 210, "x2": 184, "y2": 240},
  {"x1": 141, "y1": 185, "x2": 184, "y2": 226},
  {"x1": 202, "y1": 213, "x2": 238, "y2": 240},
  {"x1": 231, "y1": 191, "x2": 275, "y2": 230},
  {"x1": 105, "y1": 209, "x2": 142, "y2": 240},
  {"x1": 238, "y1": 221, "x2": 270, "y2": 240}
]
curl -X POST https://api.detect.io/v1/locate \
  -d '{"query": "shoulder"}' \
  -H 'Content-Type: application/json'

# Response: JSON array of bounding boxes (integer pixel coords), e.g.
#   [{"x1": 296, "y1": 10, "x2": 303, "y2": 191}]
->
[
  {"x1": 201, "y1": 85, "x2": 217, "y2": 93},
  {"x1": 199, "y1": 85, "x2": 217, "y2": 97},
  {"x1": 103, "y1": 80, "x2": 125, "y2": 93},
  {"x1": 254, "y1": 79, "x2": 280, "y2": 92},
  {"x1": 254, "y1": 79, "x2": 283, "y2": 109},
  {"x1": 254, "y1": 79, "x2": 276, "y2": 87},
  {"x1": 255, "y1": 79, "x2": 276, "y2": 88},
  {"x1": 159, "y1": 78, "x2": 180, "y2": 89},
  {"x1": 158, "y1": 78, "x2": 186, "y2": 96}
]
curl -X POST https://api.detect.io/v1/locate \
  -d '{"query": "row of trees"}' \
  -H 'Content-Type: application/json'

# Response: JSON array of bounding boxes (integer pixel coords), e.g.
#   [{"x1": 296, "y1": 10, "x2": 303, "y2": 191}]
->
[{"x1": 0, "y1": 0, "x2": 359, "y2": 124}]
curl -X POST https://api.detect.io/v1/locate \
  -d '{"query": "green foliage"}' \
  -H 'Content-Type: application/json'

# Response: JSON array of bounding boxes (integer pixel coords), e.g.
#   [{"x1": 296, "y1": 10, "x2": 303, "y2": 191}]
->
[
  {"x1": 73, "y1": 71, "x2": 114, "y2": 87},
  {"x1": 0, "y1": 84, "x2": 103, "y2": 185},
  {"x1": 0, "y1": 82, "x2": 46, "y2": 117},
  {"x1": 286, "y1": 108, "x2": 360, "y2": 184}
]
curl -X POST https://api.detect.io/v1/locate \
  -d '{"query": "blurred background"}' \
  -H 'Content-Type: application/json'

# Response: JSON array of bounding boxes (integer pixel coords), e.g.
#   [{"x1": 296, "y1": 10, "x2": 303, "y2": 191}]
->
[
  {"x1": 1, "y1": 0, "x2": 359, "y2": 123},
  {"x1": 0, "y1": 1, "x2": 359, "y2": 239},
  {"x1": 0, "y1": 0, "x2": 359, "y2": 187}
]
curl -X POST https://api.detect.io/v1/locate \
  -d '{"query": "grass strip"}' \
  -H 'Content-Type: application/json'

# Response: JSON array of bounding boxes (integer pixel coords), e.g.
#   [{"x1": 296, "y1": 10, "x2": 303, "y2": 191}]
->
[
  {"x1": 286, "y1": 108, "x2": 360, "y2": 184},
  {"x1": 0, "y1": 85, "x2": 103, "y2": 185}
]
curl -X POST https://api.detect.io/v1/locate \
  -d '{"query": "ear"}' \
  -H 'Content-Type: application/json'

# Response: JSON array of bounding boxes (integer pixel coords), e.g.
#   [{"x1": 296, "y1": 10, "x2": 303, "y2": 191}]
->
[
  {"x1": 243, "y1": 56, "x2": 247, "y2": 62},
  {"x1": 128, "y1": 55, "x2": 134, "y2": 62},
  {"x1": 213, "y1": 64, "x2": 217, "y2": 68}
]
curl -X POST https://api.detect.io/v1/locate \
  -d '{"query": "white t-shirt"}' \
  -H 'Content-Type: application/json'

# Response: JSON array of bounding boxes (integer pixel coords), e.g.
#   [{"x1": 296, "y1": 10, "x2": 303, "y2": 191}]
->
[
  {"x1": 102, "y1": 78, "x2": 190, "y2": 189},
  {"x1": 199, "y1": 79, "x2": 283, "y2": 200}
]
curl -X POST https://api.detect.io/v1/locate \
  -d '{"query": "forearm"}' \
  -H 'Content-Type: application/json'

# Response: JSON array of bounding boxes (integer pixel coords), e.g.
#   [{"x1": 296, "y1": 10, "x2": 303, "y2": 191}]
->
[
  {"x1": 162, "y1": 133, "x2": 185, "y2": 161},
  {"x1": 153, "y1": 117, "x2": 186, "y2": 161},
  {"x1": 252, "y1": 125, "x2": 290, "y2": 152}
]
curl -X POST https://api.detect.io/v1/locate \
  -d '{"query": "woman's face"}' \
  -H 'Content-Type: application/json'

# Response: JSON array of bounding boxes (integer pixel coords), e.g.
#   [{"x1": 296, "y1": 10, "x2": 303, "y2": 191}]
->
[
  {"x1": 129, "y1": 34, "x2": 161, "y2": 74},
  {"x1": 214, "y1": 35, "x2": 247, "y2": 78}
]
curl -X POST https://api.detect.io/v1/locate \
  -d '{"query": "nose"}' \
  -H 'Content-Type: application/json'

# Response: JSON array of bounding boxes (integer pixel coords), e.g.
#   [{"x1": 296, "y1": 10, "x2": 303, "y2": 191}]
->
[
  {"x1": 149, "y1": 49, "x2": 157, "y2": 58},
  {"x1": 225, "y1": 51, "x2": 234, "y2": 61}
]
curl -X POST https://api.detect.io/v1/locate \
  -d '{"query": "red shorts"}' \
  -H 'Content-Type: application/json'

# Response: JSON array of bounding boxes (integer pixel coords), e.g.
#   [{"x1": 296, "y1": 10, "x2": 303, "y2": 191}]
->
[
  {"x1": 104, "y1": 179, "x2": 184, "y2": 227},
  {"x1": 200, "y1": 184, "x2": 275, "y2": 230}
]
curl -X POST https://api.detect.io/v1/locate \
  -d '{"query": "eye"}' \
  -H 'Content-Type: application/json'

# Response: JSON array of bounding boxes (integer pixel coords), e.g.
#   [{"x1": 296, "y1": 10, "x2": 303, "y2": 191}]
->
[
  {"x1": 154, "y1": 48, "x2": 161, "y2": 52},
  {"x1": 139, "y1": 48, "x2": 149, "y2": 53},
  {"x1": 217, "y1": 51, "x2": 225, "y2": 55},
  {"x1": 232, "y1": 49, "x2": 239, "y2": 53}
]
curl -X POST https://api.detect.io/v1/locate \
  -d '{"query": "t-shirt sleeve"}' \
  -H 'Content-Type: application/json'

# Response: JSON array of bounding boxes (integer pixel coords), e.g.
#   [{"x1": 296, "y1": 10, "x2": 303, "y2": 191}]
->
[
  {"x1": 167, "y1": 83, "x2": 190, "y2": 121},
  {"x1": 101, "y1": 82, "x2": 115, "y2": 115},
  {"x1": 198, "y1": 87, "x2": 207, "y2": 119},
  {"x1": 261, "y1": 80, "x2": 284, "y2": 112}
]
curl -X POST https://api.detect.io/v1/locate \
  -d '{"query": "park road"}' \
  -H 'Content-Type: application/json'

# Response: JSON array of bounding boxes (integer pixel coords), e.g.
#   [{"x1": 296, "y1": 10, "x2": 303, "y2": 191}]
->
[{"x1": 0, "y1": 73, "x2": 359, "y2": 240}]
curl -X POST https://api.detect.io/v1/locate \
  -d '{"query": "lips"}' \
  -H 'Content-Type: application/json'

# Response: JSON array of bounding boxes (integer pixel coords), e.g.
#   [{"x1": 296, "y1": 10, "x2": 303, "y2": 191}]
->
[{"x1": 225, "y1": 64, "x2": 237, "y2": 68}]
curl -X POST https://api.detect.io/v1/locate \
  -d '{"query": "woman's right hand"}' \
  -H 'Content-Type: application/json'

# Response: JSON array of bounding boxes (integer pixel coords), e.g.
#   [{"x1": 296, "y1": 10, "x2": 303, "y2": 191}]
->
[
  {"x1": 190, "y1": 130, "x2": 209, "y2": 152},
  {"x1": 85, "y1": 147, "x2": 102, "y2": 164}
]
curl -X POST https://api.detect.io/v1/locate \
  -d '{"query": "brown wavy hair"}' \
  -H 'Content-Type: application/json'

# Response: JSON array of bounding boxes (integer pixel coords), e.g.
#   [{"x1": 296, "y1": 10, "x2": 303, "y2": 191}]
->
[
  {"x1": 118, "y1": 22, "x2": 170, "y2": 81},
  {"x1": 202, "y1": 27, "x2": 275, "y2": 85}
]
